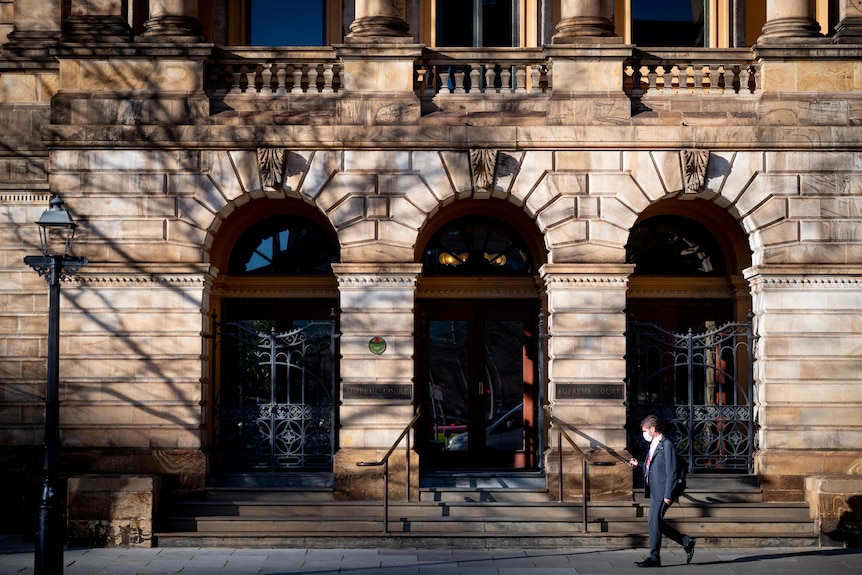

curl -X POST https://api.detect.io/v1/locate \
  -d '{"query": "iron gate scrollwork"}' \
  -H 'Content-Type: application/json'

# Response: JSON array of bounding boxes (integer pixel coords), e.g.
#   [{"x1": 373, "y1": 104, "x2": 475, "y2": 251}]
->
[
  {"x1": 212, "y1": 317, "x2": 336, "y2": 471},
  {"x1": 626, "y1": 319, "x2": 758, "y2": 473}
]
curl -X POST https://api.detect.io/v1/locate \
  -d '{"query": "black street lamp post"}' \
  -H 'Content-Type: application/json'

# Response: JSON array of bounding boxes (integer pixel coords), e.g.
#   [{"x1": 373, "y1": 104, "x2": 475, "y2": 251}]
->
[{"x1": 24, "y1": 196, "x2": 87, "y2": 575}]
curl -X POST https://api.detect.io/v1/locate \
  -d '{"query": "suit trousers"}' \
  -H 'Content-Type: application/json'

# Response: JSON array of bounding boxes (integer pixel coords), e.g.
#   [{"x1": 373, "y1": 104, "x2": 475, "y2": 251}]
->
[{"x1": 648, "y1": 496, "x2": 688, "y2": 561}]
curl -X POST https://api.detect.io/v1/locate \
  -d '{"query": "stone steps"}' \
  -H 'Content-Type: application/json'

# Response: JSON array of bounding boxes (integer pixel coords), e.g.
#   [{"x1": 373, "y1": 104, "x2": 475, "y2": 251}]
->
[{"x1": 155, "y1": 475, "x2": 817, "y2": 549}]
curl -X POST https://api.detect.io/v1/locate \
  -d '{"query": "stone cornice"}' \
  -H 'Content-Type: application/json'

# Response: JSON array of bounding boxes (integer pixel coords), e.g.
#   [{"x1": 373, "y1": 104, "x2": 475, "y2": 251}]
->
[
  {"x1": 747, "y1": 275, "x2": 862, "y2": 289},
  {"x1": 75, "y1": 274, "x2": 208, "y2": 287},
  {"x1": 332, "y1": 263, "x2": 423, "y2": 288},
  {"x1": 41, "y1": 124, "x2": 862, "y2": 151},
  {"x1": 210, "y1": 286, "x2": 338, "y2": 298},
  {"x1": 540, "y1": 264, "x2": 634, "y2": 288}
]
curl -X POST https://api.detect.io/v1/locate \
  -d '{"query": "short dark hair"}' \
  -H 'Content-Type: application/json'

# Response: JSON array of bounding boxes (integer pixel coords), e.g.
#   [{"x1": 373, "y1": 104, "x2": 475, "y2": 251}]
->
[{"x1": 641, "y1": 414, "x2": 662, "y2": 432}]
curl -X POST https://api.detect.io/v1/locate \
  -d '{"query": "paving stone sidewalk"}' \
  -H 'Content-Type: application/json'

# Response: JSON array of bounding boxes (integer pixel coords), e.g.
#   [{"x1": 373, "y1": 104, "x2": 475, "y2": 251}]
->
[{"x1": 1, "y1": 538, "x2": 860, "y2": 575}]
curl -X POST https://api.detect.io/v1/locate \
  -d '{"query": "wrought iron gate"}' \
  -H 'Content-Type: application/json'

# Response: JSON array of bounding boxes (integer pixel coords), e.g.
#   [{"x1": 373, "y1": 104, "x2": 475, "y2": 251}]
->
[
  {"x1": 626, "y1": 319, "x2": 758, "y2": 473},
  {"x1": 212, "y1": 318, "x2": 336, "y2": 472}
]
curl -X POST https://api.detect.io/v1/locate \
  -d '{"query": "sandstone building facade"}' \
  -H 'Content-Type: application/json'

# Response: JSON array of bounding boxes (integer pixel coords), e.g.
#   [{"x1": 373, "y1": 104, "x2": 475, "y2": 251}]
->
[{"x1": 1, "y1": 0, "x2": 861, "y2": 545}]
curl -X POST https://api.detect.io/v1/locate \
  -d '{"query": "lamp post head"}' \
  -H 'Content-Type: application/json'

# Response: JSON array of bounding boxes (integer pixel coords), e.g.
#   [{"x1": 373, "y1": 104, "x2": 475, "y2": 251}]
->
[{"x1": 36, "y1": 196, "x2": 77, "y2": 259}]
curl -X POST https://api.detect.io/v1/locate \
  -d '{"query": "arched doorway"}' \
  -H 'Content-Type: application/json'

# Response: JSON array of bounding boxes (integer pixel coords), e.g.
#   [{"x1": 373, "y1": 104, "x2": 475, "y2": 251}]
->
[
  {"x1": 208, "y1": 199, "x2": 340, "y2": 477},
  {"x1": 625, "y1": 199, "x2": 755, "y2": 473},
  {"x1": 414, "y1": 202, "x2": 546, "y2": 472}
]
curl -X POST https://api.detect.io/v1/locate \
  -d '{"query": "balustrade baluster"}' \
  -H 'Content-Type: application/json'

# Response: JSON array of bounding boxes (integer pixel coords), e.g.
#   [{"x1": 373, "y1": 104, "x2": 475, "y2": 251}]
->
[
  {"x1": 530, "y1": 65, "x2": 541, "y2": 94},
  {"x1": 424, "y1": 66, "x2": 435, "y2": 97},
  {"x1": 453, "y1": 67, "x2": 467, "y2": 94},
  {"x1": 501, "y1": 67, "x2": 511, "y2": 93},
  {"x1": 439, "y1": 69, "x2": 451, "y2": 95},
  {"x1": 515, "y1": 65, "x2": 527, "y2": 94},
  {"x1": 485, "y1": 66, "x2": 496, "y2": 93},
  {"x1": 470, "y1": 64, "x2": 481, "y2": 93},
  {"x1": 228, "y1": 66, "x2": 241, "y2": 94},
  {"x1": 308, "y1": 65, "x2": 319, "y2": 93},
  {"x1": 260, "y1": 63, "x2": 273, "y2": 95},
  {"x1": 291, "y1": 66, "x2": 304, "y2": 93},
  {"x1": 322, "y1": 64, "x2": 335, "y2": 94},
  {"x1": 678, "y1": 66, "x2": 690, "y2": 94},
  {"x1": 246, "y1": 66, "x2": 257, "y2": 94},
  {"x1": 275, "y1": 64, "x2": 287, "y2": 95},
  {"x1": 693, "y1": 65, "x2": 705, "y2": 94},
  {"x1": 647, "y1": 65, "x2": 658, "y2": 95},
  {"x1": 629, "y1": 65, "x2": 643, "y2": 98},
  {"x1": 661, "y1": 66, "x2": 672, "y2": 94}
]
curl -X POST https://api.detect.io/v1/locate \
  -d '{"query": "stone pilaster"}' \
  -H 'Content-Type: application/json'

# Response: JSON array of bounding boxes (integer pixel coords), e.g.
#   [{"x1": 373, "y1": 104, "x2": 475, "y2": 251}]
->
[
  {"x1": 834, "y1": 0, "x2": 862, "y2": 44},
  {"x1": 334, "y1": 44, "x2": 422, "y2": 125},
  {"x1": 540, "y1": 264, "x2": 634, "y2": 501},
  {"x1": 331, "y1": 263, "x2": 422, "y2": 500},
  {"x1": 545, "y1": 44, "x2": 633, "y2": 124},
  {"x1": 757, "y1": 0, "x2": 822, "y2": 44},
  {"x1": 746, "y1": 266, "x2": 862, "y2": 501},
  {"x1": 62, "y1": 0, "x2": 133, "y2": 43},
  {"x1": 4, "y1": 0, "x2": 62, "y2": 58},
  {"x1": 345, "y1": 0, "x2": 411, "y2": 43},
  {"x1": 552, "y1": 0, "x2": 620, "y2": 44},
  {"x1": 142, "y1": 0, "x2": 203, "y2": 42}
]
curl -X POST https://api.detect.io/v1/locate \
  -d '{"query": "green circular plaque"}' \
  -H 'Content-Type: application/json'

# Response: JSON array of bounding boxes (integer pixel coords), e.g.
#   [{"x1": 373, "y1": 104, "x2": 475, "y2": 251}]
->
[{"x1": 368, "y1": 337, "x2": 387, "y2": 355}]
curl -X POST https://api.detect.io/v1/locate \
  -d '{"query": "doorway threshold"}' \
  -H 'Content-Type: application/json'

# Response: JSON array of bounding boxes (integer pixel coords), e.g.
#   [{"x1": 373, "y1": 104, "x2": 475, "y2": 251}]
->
[
  {"x1": 420, "y1": 470, "x2": 545, "y2": 490},
  {"x1": 208, "y1": 472, "x2": 334, "y2": 489}
]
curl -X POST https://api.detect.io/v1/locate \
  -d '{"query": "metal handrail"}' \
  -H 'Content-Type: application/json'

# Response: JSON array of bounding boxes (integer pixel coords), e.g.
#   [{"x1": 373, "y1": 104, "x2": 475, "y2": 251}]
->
[
  {"x1": 545, "y1": 407, "x2": 624, "y2": 532},
  {"x1": 357, "y1": 408, "x2": 421, "y2": 534}
]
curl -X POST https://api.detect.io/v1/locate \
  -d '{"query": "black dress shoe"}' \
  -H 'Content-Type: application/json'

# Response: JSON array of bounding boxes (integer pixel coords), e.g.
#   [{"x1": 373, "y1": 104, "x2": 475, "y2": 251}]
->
[
  {"x1": 684, "y1": 538, "x2": 696, "y2": 564},
  {"x1": 635, "y1": 558, "x2": 662, "y2": 567}
]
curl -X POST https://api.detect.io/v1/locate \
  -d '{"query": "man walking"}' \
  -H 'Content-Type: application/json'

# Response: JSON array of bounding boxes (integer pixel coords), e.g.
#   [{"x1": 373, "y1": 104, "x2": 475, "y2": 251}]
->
[{"x1": 627, "y1": 414, "x2": 696, "y2": 567}]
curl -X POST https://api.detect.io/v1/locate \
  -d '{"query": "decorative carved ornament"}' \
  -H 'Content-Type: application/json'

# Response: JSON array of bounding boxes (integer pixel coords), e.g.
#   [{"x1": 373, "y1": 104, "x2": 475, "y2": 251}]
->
[
  {"x1": 258, "y1": 148, "x2": 287, "y2": 190},
  {"x1": 681, "y1": 149, "x2": 710, "y2": 194},
  {"x1": 470, "y1": 149, "x2": 497, "y2": 191}
]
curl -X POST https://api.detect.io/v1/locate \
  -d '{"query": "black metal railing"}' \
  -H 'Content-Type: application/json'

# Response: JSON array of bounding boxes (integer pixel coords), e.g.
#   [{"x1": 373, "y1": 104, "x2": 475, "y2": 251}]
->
[
  {"x1": 546, "y1": 409, "x2": 624, "y2": 532},
  {"x1": 357, "y1": 408, "x2": 421, "y2": 534}
]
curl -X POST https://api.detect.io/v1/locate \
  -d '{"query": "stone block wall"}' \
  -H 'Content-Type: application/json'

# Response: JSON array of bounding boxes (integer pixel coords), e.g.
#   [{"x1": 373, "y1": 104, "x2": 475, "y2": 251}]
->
[{"x1": 67, "y1": 474, "x2": 160, "y2": 548}]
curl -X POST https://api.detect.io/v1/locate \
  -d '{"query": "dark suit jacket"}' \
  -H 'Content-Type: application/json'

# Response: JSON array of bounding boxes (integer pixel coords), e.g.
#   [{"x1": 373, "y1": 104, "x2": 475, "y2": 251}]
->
[{"x1": 638, "y1": 436, "x2": 679, "y2": 501}]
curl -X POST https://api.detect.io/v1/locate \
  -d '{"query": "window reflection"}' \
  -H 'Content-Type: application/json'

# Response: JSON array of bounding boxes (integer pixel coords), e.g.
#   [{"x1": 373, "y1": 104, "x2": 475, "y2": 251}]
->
[
  {"x1": 423, "y1": 216, "x2": 532, "y2": 275},
  {"x1": 228, "y1": 215, "x2": 338, "y2": 275},
  {"x1": 632, "y1": 0, "x2": 706, "y2": 47},
  {"x1": 250, "y1": 0, "x2": 325, "y2": 46},
  {"x1": 436, "y1": 0, "x2": 518, "y2": 47},
  {"x1": 626, "y1": 215, "x2": 725, "y2": 275}
]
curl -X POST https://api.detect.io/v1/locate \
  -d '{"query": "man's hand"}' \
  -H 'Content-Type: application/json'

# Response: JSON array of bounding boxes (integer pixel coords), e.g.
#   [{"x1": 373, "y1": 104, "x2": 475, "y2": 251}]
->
[
  {"x1": 627, "y1": 458, "x2": 638, "y2": 468},
  {"x1": 663, "y1": 498, "x2": 672, "y2": 505}
]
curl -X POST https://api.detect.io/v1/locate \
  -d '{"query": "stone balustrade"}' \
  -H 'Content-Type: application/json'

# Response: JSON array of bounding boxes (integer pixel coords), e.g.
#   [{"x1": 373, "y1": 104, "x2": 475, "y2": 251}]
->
[
  {"x1": 206, "y1": 48, "x2": 342, "y2": 95},
  {"x1": 416, "y1": 48, "x2": 551, "y2": 97},
  {"x1": 625, "y1": 49, "x2": 761, "y2": 97}
]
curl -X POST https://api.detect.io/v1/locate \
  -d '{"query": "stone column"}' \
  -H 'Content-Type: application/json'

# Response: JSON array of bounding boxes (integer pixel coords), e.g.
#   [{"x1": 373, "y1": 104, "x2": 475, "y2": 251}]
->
[
  {"x1": 62, "y1": 0, "x2": 133, "y2": 43},
  {"x1": 834, "y1": 0, "x2": 862, "y2": 44},
  {"x1": 4, "y1": 0, "x2": 62, "y2": 57},
  {"x1": 540, "y1": 264, "x2": 634, "y2": 501},
  {"x1": 757, "y1": 0, "x2": 821, "y2": 44},
  {"x1": 143, "y1": 0, "x2": 203, "y2": 42},
  {"x1": 552, "y1": 0, "x2": 619, "y2": 44},
  {"x1": 331, "y1": 263, "x2": 422, "y2": 501},
  {"x1": 345, "y1": 0, "x2": 411, "y2": 43}
]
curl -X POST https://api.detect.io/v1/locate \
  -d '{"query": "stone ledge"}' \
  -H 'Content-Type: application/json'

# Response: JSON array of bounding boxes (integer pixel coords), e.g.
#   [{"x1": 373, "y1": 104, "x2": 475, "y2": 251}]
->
[
  {"x1": 805, "y1": 475, "x2": 862, "y2": 547},
  {"x1": 67, "y1": 474, "x2": 161, "y2": 548}
]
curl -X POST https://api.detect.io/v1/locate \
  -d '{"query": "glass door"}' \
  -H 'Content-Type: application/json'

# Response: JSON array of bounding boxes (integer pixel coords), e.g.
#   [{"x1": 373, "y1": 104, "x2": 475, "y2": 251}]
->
[{"x1": 419, "y1": 301, "x2": 537, "y2": 470}]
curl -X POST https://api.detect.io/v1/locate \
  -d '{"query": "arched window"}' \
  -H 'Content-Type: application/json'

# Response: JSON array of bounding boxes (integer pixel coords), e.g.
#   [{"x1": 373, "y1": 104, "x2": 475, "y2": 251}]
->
[
  {"x1": 228, "y1": 215, "x2": 338, "y2": 275},
  {"x1": 421, "y1": 215, "x2": 533, "y2": 275},
  {"x1": 626, "y1": 214, "x2": 726, "y2": 275}
]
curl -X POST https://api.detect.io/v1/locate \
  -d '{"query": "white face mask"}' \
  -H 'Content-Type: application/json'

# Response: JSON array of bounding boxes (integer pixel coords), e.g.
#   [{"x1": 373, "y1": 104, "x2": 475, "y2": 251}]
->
[{"x1": 642, "y1": 431, "x2": 653, "y2": 443}]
